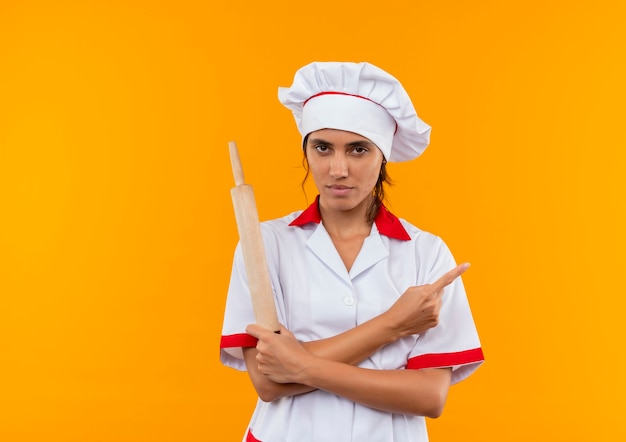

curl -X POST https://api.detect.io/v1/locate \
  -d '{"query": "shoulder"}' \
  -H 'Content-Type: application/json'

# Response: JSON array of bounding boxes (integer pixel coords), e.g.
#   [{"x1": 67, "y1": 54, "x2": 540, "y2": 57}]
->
[
  {"x1": 397, "y1": 217, "x2": 446, "y2": 248},
  {"x1": 259, "y1": 210, "x2": 311, "y2": 242},
  {"x1": 261, "y1": 210, "x2": 304, "y2": 230},
  {"x1": 393, "y1": 217, "x2": 456, "y2": 263}
]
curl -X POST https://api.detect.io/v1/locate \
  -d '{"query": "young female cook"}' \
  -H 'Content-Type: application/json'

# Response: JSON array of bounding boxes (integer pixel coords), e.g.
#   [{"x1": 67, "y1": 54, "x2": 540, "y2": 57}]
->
[{"x1": 220, "y1": 62, "x2": 484, "y2": 442}]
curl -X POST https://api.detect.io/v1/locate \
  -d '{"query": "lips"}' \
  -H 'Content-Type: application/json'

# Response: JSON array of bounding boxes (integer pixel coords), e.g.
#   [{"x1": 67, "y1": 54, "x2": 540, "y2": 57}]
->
[{"x1": 327, "y1": 185, "x2": 353, "y2": 196}]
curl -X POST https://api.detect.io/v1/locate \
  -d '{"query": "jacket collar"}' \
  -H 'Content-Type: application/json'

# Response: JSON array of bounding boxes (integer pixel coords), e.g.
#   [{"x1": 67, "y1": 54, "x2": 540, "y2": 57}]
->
[{"x1": 289, "y1": 195, "x2": 411, "y2": 241}]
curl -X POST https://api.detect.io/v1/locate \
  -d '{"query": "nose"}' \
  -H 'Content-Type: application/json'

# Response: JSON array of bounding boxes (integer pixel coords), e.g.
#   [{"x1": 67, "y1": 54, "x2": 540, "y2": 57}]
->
[{"x1": 329, "y1": 153, "x2": 348, "y2": 178}]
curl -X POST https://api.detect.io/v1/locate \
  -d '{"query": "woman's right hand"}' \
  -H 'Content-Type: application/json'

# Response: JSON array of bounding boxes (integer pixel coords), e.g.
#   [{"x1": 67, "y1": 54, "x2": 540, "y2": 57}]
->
[{"x1": 384, "y1": 263, "x2": 470, "y2": 338}]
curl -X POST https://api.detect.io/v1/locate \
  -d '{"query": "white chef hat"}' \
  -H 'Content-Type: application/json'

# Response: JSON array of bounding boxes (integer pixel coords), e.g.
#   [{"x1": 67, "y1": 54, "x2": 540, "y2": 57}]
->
[{"x1": 278, "y1": 61, "x2": 431, "y2": 162}]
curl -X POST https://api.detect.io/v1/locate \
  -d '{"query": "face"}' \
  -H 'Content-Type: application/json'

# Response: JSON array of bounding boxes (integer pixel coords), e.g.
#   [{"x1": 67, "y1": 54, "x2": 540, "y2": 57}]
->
[{"x1": 305, "y1": 129, "x2": 385, "y2": 216}]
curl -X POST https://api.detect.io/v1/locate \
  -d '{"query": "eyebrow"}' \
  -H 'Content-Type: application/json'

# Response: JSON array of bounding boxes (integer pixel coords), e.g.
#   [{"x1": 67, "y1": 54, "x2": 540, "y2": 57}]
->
[
  {"x1": 307, "y1": 137, "x2": 376, "y2": 148},
  {"x1": 307, "y1": 137, "x2": 331, "y2": 146}
]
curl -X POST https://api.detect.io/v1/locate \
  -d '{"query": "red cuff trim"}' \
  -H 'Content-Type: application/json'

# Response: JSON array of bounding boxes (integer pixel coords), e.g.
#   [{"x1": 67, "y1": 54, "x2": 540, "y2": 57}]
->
[
  {"x1": 407, "y1": 348, "x2": 484, "y2": 370},
  {"x1": 220, "y1": 333, "x2": 258, "y2": 349}
]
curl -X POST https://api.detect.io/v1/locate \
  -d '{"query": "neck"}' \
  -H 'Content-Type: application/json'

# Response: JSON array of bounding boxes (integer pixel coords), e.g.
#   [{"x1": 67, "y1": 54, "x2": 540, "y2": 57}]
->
[{"x1": 318, "y1": 197, "x2": 374, "y2": 240}]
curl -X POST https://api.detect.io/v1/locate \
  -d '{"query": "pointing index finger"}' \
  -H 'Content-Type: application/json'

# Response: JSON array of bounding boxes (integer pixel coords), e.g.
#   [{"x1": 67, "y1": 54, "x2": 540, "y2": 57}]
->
[{"x1": 431, "y1": 263, "x2": 471, "y2": 291}]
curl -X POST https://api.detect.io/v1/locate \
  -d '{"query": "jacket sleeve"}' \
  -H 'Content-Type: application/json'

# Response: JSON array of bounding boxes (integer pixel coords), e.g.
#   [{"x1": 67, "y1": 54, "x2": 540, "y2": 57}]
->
[
  {"x1": 219, "y1": 223, "x2": 285, "y2": 371},
  {"x1": 407, "y1": 239, "x2": 484, "y2": 385},
  {"x1": 219, "y1": 242, "x2": 258, "y2": 371}
]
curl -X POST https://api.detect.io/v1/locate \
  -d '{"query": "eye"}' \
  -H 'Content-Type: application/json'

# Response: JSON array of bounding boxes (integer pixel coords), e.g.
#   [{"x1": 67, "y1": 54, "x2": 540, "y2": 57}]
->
[
  {"x1": 314, "y1": 144, "x2": 330, "y2": 153},
  {"x1": 352, "y1": 146, "x2": 368, "y2": 155}
]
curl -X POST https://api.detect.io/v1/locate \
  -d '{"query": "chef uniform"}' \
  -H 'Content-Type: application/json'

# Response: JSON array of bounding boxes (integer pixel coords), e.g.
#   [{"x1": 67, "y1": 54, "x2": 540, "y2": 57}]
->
[{"x1": 220, "y1": 62, "x2": 484, "y2": 442}]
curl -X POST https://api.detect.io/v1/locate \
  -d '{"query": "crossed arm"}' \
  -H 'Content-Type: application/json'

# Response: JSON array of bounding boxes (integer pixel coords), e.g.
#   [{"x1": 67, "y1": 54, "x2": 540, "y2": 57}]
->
[{"x1": 243, "y1": 263, "x2": 469, "y2": 418}]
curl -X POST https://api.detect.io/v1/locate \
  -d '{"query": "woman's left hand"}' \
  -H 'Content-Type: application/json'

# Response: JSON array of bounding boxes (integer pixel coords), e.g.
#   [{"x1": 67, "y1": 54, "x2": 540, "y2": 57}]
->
[{"x1": 246, "y1": 324, "x2": 315, "y2": 384}]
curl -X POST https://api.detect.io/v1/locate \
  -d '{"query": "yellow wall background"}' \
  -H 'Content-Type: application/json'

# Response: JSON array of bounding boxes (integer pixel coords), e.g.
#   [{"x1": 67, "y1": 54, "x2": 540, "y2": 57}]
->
[{"x1": 1, "y1": 0, "x2": 625, "y2": 440}]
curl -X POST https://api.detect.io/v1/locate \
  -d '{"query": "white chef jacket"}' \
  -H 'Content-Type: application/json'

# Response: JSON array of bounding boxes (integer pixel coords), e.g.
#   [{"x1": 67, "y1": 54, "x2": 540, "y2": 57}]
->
[{"x1": 220, "y1": 198, "x2": 484, "y2": 442}]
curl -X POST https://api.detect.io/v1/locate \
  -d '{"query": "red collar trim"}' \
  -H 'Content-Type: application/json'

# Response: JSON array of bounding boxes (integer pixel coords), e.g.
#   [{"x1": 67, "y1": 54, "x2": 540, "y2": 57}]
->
[{"x1": 289, "y1": 196, "x2": 411, "y2": 241}]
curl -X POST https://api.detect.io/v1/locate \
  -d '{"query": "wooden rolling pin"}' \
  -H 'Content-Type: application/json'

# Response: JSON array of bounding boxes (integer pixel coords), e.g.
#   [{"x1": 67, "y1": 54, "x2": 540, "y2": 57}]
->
[{"x1": 228, "y1": 141, "x2": 280, "y2": 332}]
